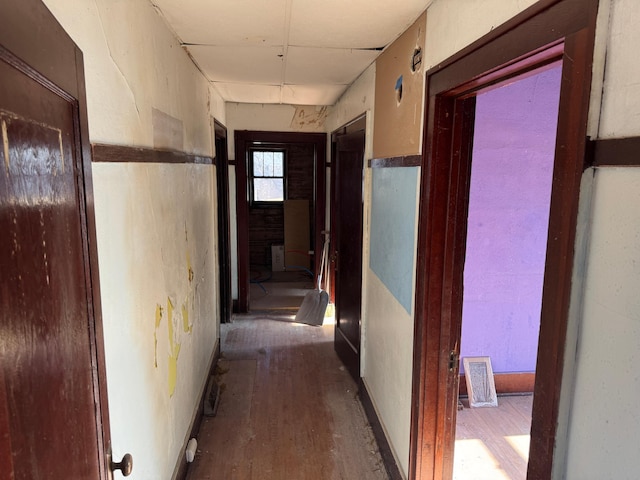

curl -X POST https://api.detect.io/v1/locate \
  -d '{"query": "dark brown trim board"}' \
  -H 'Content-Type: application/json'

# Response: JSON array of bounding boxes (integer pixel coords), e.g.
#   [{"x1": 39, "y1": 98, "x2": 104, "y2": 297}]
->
[
  {"x1": 589, "y1": 136, "x2": 640, "y2": 167},
  {"x1": 358, "y1": 381, "x2": 403, "y2": 480},
  {"x1": 459, "y1": 372, "x2": 535, "y2": 396},
  {"x1": 92, "y1": 143, "x2": 214, "y2": 165},
  {"x1": 234, "y1": 130, "x2": 326, "y2": 313},
  {"x1": 369, "y1": 155, "x2": 421, "y2": 168},
  {"x1": 410, "y1": 1, "x2": 599, "y2": 479}
]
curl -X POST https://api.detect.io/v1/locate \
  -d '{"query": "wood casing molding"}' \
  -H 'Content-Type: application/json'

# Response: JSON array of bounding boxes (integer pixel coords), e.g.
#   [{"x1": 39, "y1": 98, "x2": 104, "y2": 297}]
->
[
  {"x1": 91, "y1": 143, "x2": 214, "y2": 165},
  {"x1": 368, "y1": 154, "x2": 421, "y2": 168},
  {"x1": 234, "y1": 130, "x2": 327, "y2": 313},
  {"x1": 587, "y1": 136, "x2": 640, "y2": 167},
  {"x1": 410, "y1": 0, "x2": 599, "y2": 479}
]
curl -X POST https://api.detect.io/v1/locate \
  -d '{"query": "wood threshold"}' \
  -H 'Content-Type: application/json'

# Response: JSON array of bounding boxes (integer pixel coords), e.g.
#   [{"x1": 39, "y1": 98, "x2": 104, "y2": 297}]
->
[
  {"x1": 369, "y1": 155, "x2": 421, "y2": 168},
  {"x1": 174, "y1": 339, "x2": 221, "y2": 480},
  {"x1": 358, "y1": 380, "x2": 403, "y2": 480},
  {"x1": 91, "y1": 143, "x2": 214, "y2": 165},
  {"x1": 459, "y1": 372, "x2": 535, "y2": 396},
  {"x1": 588, "y1": 137, "x2": 640, "y2": 167}
]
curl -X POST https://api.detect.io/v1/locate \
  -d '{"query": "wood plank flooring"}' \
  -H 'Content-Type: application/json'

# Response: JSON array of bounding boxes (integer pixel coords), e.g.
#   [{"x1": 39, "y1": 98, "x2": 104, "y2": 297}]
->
[
  {"x1": 454, "y1": 395, "x2": 533, "y2": 480},
  {"x1": 187, "y1": 315, "x2": 388, "y2": 480}
]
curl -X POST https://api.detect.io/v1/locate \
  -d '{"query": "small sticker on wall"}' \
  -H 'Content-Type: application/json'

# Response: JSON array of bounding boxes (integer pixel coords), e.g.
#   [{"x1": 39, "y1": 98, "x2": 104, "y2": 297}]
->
[{"x1": 395, "y1": 75, "x2": 403, "y2": 104}]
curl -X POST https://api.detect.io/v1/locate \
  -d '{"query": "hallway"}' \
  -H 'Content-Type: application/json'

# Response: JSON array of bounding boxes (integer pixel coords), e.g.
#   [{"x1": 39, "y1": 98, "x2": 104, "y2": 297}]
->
[{"x1": 187, "y1": 315, "x2": 388, "y2": 480}]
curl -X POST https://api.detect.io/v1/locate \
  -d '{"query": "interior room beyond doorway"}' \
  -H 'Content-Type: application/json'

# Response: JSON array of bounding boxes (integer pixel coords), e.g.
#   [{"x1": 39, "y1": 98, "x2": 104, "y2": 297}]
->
[{"x1": 454, "y1": 64, "x2": 562, "y2": 480}]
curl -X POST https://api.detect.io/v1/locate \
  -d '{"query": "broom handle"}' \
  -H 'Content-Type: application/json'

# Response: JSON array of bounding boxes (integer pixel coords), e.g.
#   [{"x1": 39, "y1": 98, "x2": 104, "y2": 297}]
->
[{"x1": 317, "y1": 234, "x2": 329, "y2": 291}]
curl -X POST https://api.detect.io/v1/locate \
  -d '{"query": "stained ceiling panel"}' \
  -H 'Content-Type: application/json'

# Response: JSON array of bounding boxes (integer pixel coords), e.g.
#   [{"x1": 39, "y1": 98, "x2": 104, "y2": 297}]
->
[
  {"x1": 212, "y1": 83, "x2": 283, "y2": 104},
  {"x1": 152, "y1": 0, "x2": 432, "y2": 104},
  {"x1": 152, "y1": 0, "x2": 288, "y2": 46},
  {"x1": 288, "y1": 0, "x2": 428, "y2": 48},
  {"x1": 285, "y1": 47, "x2": 379, "y2": 85},
  {"x1": 281, "y1": 84, "x2": 347, "y2": 106},
  {"x1": 187, "y1": 45, "x2": 284, "y2": 84}
]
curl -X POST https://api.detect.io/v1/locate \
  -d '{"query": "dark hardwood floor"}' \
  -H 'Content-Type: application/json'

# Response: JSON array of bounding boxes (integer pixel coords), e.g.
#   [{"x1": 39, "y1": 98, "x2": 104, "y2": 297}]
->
[{"x1": 187, "y1": 315, "x2": 387, "y2": 480}]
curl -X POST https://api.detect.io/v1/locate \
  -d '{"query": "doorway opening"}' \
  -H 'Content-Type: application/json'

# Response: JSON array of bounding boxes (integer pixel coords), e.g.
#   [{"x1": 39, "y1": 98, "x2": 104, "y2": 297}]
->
[
  {"x1": 234, "y1": 131, "x2": 326, "y2": 314},
  {"x1": 409, "y1": 1, "x2": 598, "y2": 479},
  {"x1": 453, "y1": 64, "x2": 562, "y2": 480}
]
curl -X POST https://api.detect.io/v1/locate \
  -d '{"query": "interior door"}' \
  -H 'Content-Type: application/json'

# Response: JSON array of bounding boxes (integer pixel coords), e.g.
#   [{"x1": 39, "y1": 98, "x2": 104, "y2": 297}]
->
[
  {"x1": 333, "y1": 129, "x2": 365, "y2": 381},
  {"x1": 0, "y1": 2, "x2": 114, "y2": 478},
  {"x1": 215, "y1": 121, "x2": 232, "y2": 323}
]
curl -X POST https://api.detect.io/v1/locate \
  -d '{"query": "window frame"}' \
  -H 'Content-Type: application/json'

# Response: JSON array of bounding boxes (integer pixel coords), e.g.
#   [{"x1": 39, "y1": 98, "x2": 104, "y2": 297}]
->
[{"x1": 248, "y1": 147, "x2": 287, "y2": 206}]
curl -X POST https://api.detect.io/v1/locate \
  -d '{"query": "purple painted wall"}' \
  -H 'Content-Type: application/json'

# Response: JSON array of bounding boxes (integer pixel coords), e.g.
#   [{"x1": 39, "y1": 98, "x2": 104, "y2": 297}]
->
[{"x1": 460, "y1": 66, "x2": 562, "y2": 374}]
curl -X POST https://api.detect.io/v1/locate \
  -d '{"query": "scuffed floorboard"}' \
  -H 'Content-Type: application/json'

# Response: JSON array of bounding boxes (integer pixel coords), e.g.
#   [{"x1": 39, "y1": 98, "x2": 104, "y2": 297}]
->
[{"x1": 187, "y1": 315, "x2": 388, "y2": 480}]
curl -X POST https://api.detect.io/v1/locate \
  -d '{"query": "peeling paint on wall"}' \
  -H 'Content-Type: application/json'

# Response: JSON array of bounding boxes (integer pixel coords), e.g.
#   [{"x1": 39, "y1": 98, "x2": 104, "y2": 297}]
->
[
  {"x1": 290, "y1": 106, "x2": 328, "y2": 130},
  {"x1": 186, "y1": 250, "x2": 194, "y2": 283},
  {"x1": 154, "y1": 304, "x2": 163, "y2": 368},
  {"x1": 182, "y1": 300, "x2": 192, "y2": 334},
  {"x1": 166, "y1": 296, "x2": 181, "y2": 397}
]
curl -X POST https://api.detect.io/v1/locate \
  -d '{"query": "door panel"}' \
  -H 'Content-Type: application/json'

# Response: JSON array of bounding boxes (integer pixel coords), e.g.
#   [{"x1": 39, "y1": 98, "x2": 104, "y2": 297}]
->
[
  {"x1": 333, "y1": 130, "x2": 365, "y2": 381},
  {"x1": 0, "y1": 39, "x2": 103, "y2": 480}
]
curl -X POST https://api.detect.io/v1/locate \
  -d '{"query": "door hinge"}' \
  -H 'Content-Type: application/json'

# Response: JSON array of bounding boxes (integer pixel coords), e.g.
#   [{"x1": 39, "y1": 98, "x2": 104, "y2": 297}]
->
[{"x1": 448, "y1": 350, "x2": 459, "y2": 372}]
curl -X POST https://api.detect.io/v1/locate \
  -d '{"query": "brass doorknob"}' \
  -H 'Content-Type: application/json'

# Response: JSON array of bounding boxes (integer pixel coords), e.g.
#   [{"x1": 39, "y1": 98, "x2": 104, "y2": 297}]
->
[{"x1": 111, "y1": 453, "x2": 133, "y2": 477}]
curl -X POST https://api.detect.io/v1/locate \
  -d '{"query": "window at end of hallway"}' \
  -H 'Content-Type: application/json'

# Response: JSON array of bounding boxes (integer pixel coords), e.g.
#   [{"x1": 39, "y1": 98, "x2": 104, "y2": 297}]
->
[{"x1": 250, "y1": 150, "x2": 285, "y2": 203}]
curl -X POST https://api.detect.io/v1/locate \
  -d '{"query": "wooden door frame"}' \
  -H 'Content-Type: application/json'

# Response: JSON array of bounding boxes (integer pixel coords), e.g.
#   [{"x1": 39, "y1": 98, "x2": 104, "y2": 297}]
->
[
  {"x1": 409, "y1": 0, "x2": 599, "y2": 479},
  {"x1": 331, "y1": 121, "x2": 366, "y2": 382},
  {"x1": 234, "y1": 130, "x2": 326, "y2": 313},
  {"x1": 0, "y1": 1, "x2": 111, "y2": 477},
  {"x1": 214, "y1": 119, "x2": 232, "y2": 324},
  {"x1": 329, "y1": 114, "x2": 367, "y2": 304}
]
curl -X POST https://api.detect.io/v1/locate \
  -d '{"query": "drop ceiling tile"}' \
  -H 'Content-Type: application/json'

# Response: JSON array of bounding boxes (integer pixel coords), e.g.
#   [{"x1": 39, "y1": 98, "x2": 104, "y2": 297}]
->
[
  {"x1": 281, "y1": 84, "x2": 347, "y2": 106},
  {"x1": 288, "y1": 0, "x2": 429, "y2": 48},
  {"x1": 153, "y1": 0, "x2": 287, "y2": 46},
  {"x1": 187, "y1": 45, "x2": 284, "y2": 84},
  {"x1": 212, "y1": 82, "x2": 282, "y2": 104},
  {"x1": 285, "y1": 47, "x2": 379, "y2": 85}
]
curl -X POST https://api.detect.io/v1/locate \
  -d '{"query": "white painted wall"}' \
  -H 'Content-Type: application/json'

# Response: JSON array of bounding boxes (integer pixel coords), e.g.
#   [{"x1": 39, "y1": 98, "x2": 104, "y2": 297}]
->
[
  {"x1": 329, "y1": 61, "x2": 419, "y2": 475},
  {"x1": 93, "y1": 163, "x2": 217, "y2": 479},
  {"x1": 42, "y1": 1, "x2": 225, "y2": 478},
  {"x1": 563, "y1": 168, "x2": 640, "y2": 479},
  {"x1": 561, "y1": 1, "x2": 640, "y2": 478}
]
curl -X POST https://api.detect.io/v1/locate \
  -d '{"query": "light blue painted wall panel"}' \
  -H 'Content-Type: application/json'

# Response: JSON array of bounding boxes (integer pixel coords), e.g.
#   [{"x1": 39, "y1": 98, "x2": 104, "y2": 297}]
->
[{"x1": 369, "y1": 167, "x2": 418, "y2": 314}]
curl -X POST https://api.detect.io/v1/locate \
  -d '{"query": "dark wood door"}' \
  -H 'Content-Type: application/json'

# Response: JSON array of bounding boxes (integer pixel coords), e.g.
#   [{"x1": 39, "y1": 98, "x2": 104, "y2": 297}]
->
[
  {"x1": 0, "y1": 3, "x2": 111, "y2": 478},
  {"x1": 333, "y1": 130, "x2": 365, "y2": 381},
  {"x1": 215, "y1": 121, "x2": 232, "y2": 323}
]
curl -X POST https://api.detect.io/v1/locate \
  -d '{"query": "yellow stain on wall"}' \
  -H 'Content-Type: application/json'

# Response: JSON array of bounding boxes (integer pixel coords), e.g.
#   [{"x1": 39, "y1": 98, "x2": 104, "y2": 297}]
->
[
  {"x1": 167, "y1": 297, "x2": 181, "y2": 397},
  {"x1": 182, "y1": 300, "x2": 192, "y2": 334},
  {"x1": 154, "y1": 304, "x2": 163, "y2": 368}
]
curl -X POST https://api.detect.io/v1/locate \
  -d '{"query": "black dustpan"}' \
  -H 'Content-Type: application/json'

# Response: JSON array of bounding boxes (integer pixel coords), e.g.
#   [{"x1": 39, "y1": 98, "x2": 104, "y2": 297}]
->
[{"x1": 294, "y1": 235, "x2": 329, "y2": 326}]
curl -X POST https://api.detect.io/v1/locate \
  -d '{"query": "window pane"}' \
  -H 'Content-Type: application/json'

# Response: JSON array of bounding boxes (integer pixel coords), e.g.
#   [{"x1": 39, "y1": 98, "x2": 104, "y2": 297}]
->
[
  {"x1": 254, "y1": 178, "x2": 284, "y2": 201},
  {"x1": 274, "y1": 152, "x2": 283, "y2": 176},
  {"x1": 264, "y1": 151, "x2": 274, "y2": 177},
  {"x1": 253, "y1": 152, "x2": 264, "y2": 176}
]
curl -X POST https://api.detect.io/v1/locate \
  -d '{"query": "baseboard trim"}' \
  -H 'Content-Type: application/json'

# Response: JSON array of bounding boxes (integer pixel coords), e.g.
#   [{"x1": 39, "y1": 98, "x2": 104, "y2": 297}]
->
[
  {"x1": 358, "y1": 380, "x2": 403, "y2": 480},
  {"x1": 459, "y1": 372, "x2": 535, "y2": 396},
  {"x1": 172, "y1": 338, "x2": 221, "y2": 480}
]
